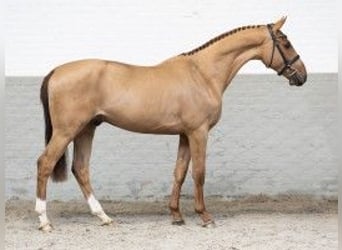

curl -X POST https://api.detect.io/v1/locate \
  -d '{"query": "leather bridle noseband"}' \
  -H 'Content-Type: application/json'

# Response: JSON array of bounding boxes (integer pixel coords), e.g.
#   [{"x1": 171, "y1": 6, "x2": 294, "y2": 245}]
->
[{"x1": 266, "y1": 24, "x2": 300, "y2": 76}]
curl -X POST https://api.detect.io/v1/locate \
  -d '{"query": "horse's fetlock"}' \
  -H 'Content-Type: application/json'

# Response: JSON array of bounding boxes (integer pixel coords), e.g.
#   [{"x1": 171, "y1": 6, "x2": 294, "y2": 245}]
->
[
  {"x1": 169, "y1": 203, "x2": 179, "y2": 212},
  {"x1": 194, "y1": 206, "x2": 205, "y2": 214}
]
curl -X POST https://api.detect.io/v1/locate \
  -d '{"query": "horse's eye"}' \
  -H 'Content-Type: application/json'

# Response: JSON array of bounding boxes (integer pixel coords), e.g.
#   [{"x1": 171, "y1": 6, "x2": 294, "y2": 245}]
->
[{"x1": 284, "y1": 41, "x2": 292, "y2": 49}]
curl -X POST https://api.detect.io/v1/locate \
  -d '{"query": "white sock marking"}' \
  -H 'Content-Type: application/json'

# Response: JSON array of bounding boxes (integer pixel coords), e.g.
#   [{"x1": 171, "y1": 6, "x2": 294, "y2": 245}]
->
[
  {"x1": 87, "y1": 194, "x2": 112, "y2": 224},
  {"x1": 35, "y1": 198, "x2": 46, "y2": 214},
  {"x1": 87, "y1": 194, "x2": 103, "y2": 214},
  {"x1": 35, "y1": 198, "x2": 50, "y2": 227}
]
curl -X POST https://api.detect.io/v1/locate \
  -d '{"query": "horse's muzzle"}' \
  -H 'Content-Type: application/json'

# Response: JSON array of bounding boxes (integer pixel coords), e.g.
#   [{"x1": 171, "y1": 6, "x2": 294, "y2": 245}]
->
[{"x1": 289, "y1": 72, "x2": 307, "y2": 86}]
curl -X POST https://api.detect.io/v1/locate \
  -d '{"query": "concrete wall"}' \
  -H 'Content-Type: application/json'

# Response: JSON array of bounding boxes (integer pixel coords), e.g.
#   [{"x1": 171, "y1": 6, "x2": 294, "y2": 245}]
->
[{"x1": 5, "y1": 74, "x2": 337, "y2": 201}]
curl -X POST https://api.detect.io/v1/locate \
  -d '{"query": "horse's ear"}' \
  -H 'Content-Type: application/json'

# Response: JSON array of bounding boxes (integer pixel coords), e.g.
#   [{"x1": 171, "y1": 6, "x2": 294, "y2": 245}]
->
[{"x1": 273, "y1": 16, "x2": 287, "y2": 31}]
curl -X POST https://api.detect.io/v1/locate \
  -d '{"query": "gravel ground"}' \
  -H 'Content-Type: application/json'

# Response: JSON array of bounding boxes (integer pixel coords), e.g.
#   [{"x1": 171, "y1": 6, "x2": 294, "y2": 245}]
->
[{"x1": 5, "y1": 196, "x2": 337, "y2": 250}]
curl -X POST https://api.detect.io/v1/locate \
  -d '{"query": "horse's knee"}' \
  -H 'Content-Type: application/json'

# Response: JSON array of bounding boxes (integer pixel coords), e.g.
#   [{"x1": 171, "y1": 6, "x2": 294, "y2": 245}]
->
[{"x1": 192, "y1": 168, "x2": 205, "y2": 185}]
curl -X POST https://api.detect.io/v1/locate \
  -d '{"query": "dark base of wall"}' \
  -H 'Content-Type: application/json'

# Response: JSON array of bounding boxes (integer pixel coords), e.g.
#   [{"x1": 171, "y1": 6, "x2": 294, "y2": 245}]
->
[{"x1": 6, "y1": 193, "x2": 337, "y2": 216}]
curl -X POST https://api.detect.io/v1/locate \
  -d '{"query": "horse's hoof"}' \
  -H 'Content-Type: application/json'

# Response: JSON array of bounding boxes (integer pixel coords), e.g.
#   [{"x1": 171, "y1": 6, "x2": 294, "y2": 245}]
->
[
  {"x1": 202, "y1": 220, "x2": 216, "y2": 228},
  {"x1": 172, "y1": 219, "x2": 185, "y2": 226},
  {"x1": 100, "y1": 218, "x2": 114, "y2": 226},
  {"x1": 39, "y1": 223, "x2": 53, "y2": 232}
]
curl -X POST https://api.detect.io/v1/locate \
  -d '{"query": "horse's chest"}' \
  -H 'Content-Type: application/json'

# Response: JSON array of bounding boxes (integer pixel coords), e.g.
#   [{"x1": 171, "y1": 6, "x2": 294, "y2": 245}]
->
[{"x1": 208, "y1": 103, "x2": 222, "y2": 128}]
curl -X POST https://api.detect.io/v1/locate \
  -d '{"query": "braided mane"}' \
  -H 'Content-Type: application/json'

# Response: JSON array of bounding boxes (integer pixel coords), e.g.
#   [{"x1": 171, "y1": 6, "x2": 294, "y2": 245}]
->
[{"x1": 181, "y1": 24, "x2": 262, "y2": 56}]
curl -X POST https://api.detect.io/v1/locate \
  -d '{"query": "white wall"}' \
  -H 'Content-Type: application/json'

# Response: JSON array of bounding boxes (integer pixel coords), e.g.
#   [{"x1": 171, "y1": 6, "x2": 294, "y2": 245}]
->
[{"x1": 5, "y1": 0, "x2": 337, "y2": 76}]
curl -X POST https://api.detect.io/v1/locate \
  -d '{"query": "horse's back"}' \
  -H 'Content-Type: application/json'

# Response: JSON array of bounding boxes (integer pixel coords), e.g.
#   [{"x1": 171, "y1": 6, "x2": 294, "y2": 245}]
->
[
  {"x1": 51, "y1": 59, "x2": 131, "y2": 81},
  {"x1": 47, "y1": 59, "x2": 135, "y2": 99}
]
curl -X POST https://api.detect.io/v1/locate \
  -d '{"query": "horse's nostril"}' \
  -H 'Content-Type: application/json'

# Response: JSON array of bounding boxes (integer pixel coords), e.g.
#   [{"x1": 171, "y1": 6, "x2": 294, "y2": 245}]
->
[{"x1": 298, "y1": 73, "x2": 307, "y2": 85}]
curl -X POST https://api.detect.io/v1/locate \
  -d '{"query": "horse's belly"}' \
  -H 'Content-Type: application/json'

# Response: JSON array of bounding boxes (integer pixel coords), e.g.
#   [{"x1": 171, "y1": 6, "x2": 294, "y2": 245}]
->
[{"x1": 102, "y1": 110, "x2": 184, "y2": 134}]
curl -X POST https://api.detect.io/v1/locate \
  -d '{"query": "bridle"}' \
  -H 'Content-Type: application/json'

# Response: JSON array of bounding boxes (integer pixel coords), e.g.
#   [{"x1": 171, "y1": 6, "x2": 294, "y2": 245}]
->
[{"x1": 266, "y1": 24, "x2": 300, "y2": 76}]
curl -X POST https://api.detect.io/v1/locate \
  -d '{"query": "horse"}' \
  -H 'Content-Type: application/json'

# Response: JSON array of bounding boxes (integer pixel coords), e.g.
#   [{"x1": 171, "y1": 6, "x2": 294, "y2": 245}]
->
[{"x1": 35, "y1": 17, "x2": 307, "y2": 231}]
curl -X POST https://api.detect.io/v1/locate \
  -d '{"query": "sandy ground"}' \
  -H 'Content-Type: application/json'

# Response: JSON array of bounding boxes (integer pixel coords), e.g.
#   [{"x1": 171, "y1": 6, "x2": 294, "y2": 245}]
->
[{"x1": 5, "y1": 195, "x2": 337, "y2": 250}]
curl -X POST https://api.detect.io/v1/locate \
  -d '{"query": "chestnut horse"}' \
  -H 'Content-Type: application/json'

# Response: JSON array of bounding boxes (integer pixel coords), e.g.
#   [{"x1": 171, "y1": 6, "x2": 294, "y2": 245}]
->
[{"x1": 35, "y1": 17, "x2": 307, "y2": 231}]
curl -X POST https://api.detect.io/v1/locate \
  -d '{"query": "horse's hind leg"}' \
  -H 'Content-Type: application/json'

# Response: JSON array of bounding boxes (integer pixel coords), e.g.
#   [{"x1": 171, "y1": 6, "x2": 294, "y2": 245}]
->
[
  {"x1": 72, "y1": 124, "x2": 113, "y2": 225},
  {"x1": 169, "y1": 134, "x2": 191, "y2": 225},
  {"x1": 35, "y1": 132, "x2": 72, "y2": 232}
]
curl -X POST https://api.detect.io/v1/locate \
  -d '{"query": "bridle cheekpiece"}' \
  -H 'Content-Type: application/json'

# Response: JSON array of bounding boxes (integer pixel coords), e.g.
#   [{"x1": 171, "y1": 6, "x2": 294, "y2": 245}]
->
[{"x1": 266, "y1": 24, "x2": 300, "y2": 76}]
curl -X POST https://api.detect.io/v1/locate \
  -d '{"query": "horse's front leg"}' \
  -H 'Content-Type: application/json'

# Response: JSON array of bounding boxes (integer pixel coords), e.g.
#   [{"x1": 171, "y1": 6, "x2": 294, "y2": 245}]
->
[
  {"x1": 169, "y1": 134, "x2": 191, "y2": 225},
  {"x1": 187, "y1": 126, "x2": 215, "y2": 227}
]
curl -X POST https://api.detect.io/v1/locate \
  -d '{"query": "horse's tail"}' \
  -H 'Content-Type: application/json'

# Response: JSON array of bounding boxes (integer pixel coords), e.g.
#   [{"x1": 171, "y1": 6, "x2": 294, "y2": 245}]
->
[{"x1": 40, "y1": 71, "x2": 68, "y2": 182}]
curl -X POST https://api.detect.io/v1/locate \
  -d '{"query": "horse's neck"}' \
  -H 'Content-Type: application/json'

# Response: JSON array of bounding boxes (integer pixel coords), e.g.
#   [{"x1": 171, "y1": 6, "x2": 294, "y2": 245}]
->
[{"x1": 190, "y1": 28, "x2": 266, "y2": 95}]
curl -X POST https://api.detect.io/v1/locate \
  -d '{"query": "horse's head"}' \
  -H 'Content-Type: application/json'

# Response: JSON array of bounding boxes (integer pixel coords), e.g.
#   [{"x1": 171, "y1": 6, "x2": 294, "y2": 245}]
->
[{"x1": 261, "y1": 17, "x2": 307, "y2": 86}]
